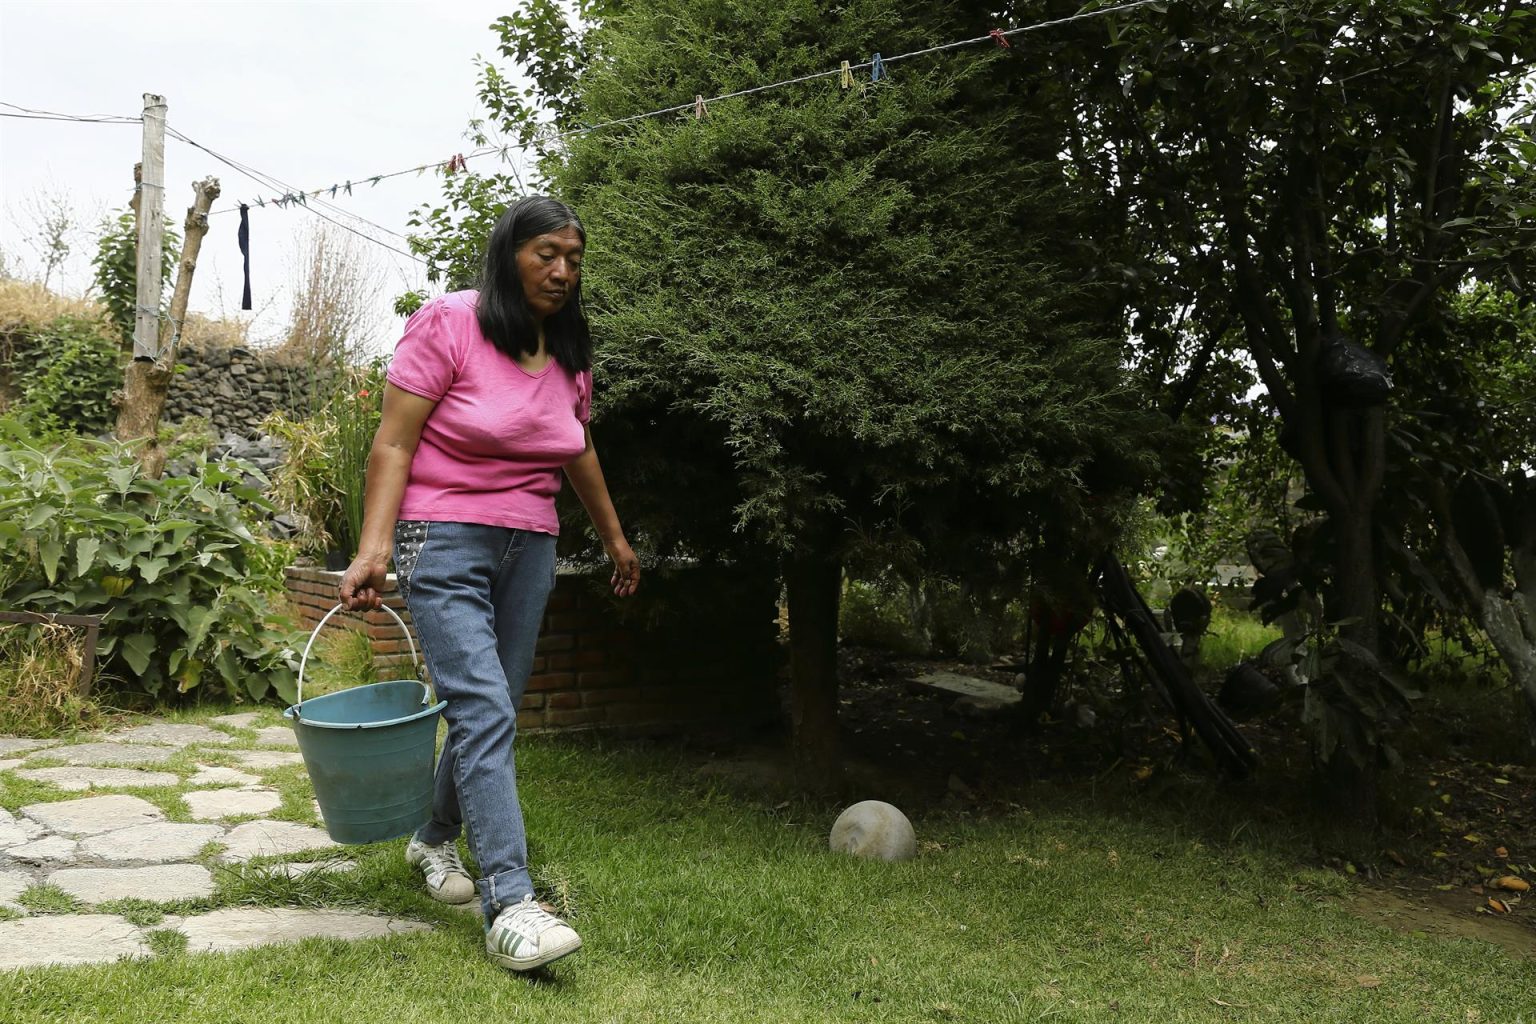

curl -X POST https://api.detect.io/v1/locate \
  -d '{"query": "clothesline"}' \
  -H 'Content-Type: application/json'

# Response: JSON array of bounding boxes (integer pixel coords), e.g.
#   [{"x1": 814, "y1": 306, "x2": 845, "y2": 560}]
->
[
  {"x1": 2, "y1": 0, "x2": 1167, "y2": 292},
  {"x1": 202, "y1": 0, "x2": 1164, "y2": 216}
]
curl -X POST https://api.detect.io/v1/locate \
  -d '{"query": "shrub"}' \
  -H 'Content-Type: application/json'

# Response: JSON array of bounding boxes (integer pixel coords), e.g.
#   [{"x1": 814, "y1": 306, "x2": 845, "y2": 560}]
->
[
  {"x1": 0, "y1": 421, "x2": 302, "y2": 702},
  {"x1": 262, "y1": 359, "x2": 385, "y2": 560},
  {"x1": 11, "y1": 313, "x2": 122, "y2": 436}
]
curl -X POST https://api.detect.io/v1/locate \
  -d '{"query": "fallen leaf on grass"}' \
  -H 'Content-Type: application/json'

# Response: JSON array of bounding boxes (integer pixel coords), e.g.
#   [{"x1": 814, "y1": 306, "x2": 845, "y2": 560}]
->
[
  {"x1": 1133, "y1": 766, "x2": 1154, "y2": 782},
  {"x1": 1384, "y1": 849, "x2": 1406, "y2": 867},
  {"x1": 1211, "y1": 998, "x2": 1249, "y2": 1008},
  {"x1": 1356, "y1": 975, "x2": 1382, "y2": 988},
  {"x1": 1471, "y1": 885, "x2": 1485, "y2": 896},
  {"x1": 1483, "y1": 898, "x2": 1511, "y2": 914},
  {"x1": 1494, "y1": 846, "x2": 1509, "y2": 858},
  {"x1": 1492, "y1": 876, "x2": 1530, "y2": 893}
]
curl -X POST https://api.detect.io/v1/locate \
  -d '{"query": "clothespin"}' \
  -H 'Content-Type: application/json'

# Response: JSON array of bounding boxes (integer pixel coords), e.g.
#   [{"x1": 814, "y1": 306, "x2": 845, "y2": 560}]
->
[
  {"x1": 255, "y1": 197, "x2": 265, "y2": 208},
  {"x1": 446, "y1": 153, "x2": 467, "y2": 174},
  {"x1": 329, "y1": 184, "x2": 338, "y2": 197},
  {"x1": 870, "y1": 52, "x2": 886, "y2": 83},
  {"x1": 840, "y1": 61, "x2": 854, "y2": 90},
  {"x1": 693, "y1": 94, "x2": 707, "y2": 119},
  {"x1": 343, "y1": 181, "x2": 353, "y2": 195},
  {"x1": 989, "y1": 28, "x2": 1011, "y2": 49},
  {"x1": 370, "y1": 175, "x2": 383, "y2": 187}
]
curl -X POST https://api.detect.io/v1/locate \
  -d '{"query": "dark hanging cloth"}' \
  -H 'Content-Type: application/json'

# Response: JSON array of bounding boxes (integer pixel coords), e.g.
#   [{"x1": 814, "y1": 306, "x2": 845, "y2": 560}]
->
[{"x1": 237, "y1": 204, "x2": 252, "y2": 310}]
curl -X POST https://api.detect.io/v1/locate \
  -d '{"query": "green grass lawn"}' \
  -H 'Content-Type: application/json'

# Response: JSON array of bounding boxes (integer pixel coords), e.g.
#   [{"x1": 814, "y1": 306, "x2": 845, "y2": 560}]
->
[{"x1": 3, "y1": 709, "x2": 1533, "y2": 1024}]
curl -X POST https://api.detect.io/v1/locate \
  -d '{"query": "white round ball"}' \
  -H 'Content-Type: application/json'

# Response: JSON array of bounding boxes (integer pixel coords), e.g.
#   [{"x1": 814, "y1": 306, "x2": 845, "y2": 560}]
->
[{"x1": 829, "y1": 800, "x2": 916, "y2": 862}]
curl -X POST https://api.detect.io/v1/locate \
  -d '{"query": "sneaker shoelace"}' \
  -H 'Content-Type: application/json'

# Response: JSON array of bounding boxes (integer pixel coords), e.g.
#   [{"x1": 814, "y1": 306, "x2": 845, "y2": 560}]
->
[
  {"x1": 498, "y1": 894, "x2": 563, "y2": 940},
  {"x1": 421, "y1": 843, "x2": 468, "y2": 882}
]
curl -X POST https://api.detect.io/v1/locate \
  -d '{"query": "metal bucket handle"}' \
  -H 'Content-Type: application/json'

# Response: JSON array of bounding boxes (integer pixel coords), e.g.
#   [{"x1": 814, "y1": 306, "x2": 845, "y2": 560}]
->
[{"x1": 295, "y1": 601, "x2": 424, "y2": 713}]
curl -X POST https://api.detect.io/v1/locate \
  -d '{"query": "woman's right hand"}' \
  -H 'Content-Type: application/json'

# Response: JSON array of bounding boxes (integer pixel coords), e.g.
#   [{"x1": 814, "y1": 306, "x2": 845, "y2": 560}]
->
[{"x1": 339, "y1": 552, "x2": 390, "y2": 611}]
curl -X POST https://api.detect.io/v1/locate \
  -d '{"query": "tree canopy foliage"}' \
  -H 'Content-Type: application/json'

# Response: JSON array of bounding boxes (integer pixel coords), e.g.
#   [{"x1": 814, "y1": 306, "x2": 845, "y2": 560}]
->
[
  {"x1": 414, "y1": 0, "x2": 1162, "y2": 778},
  {"x1": 1049, "y1": 0, "x2": 1536, "y2": 774}
]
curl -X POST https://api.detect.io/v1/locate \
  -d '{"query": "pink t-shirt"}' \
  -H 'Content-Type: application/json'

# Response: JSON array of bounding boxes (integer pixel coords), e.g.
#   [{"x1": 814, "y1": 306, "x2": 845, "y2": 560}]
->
[{"x1": 386, "y1": 290, "x2": 591, "y2": 535}]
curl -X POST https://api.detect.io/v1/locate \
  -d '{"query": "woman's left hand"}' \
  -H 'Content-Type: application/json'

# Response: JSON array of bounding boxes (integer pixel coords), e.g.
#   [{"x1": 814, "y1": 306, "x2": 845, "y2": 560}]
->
[{"x1": 606, "y1": 538, "x2": 640, "y2": 597}]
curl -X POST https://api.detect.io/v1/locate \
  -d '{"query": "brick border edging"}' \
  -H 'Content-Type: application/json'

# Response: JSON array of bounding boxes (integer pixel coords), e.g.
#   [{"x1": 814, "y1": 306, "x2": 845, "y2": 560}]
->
[{"x1": 284, "y1": 566, "x2": 778, "y2": 735}]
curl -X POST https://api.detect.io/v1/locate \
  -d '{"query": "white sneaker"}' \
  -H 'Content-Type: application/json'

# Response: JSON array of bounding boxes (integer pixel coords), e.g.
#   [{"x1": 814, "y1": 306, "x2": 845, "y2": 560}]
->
[
  {"x1": 485, "y1": 894, "x2": 582, "y2": 971},
  {"x1": 404, "y1": 836, "x2": 476, "y2": 904}
]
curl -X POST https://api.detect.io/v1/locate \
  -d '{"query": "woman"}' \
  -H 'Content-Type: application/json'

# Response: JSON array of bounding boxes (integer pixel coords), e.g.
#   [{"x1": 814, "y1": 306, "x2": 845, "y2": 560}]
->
[{"x1": 339, "y1": 195, "x2": 639, "y2": 972}]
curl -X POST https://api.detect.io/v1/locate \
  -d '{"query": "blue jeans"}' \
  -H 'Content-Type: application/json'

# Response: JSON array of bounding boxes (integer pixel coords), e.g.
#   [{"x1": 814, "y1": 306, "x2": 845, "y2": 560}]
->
[{"x1": 394, "y1": 520, "x2": 557, "y2": 920}]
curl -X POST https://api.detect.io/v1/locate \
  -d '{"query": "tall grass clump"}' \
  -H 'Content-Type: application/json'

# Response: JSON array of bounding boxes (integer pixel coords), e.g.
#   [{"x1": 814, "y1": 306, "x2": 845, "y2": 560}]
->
[{"x1": 0, "y1": 621, "x2": 103, "y2": 736}]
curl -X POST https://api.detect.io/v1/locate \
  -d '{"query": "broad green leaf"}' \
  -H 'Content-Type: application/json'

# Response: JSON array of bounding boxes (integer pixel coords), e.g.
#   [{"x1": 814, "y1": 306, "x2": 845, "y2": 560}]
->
[
  {"x1": 138, "y1": 557, "x2": 171, "y2": 584},
  {"x1": 120, "y1": 633, "x2": 156, "y2": 676},
  {"x1": 39, "y1": 537, "x2": 63, "y2": 584},
  {"x1": 185, "y1": 605, "x2": 214, "y2": 653},
  {"x1": 24, "y1": 505, "x2": 57, "y2": 530},
  {"x1": 75, "y1": 537, "x2": 101, "y2": 578},
  {"x1": 107, "y1": 464, "x2": 137, "y2": 494}
]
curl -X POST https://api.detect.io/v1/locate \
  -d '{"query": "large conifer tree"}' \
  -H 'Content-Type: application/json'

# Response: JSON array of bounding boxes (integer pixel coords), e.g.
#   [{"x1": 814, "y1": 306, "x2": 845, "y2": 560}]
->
[{"x1": 417, "y1": 0, "x2": 1157, "y2": 780}]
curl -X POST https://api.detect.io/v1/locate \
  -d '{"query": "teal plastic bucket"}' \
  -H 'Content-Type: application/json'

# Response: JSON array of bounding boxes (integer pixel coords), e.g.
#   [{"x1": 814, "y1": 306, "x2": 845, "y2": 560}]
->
[{"x1": 284, "y1": 603, "x2": 447, "y2": 845}]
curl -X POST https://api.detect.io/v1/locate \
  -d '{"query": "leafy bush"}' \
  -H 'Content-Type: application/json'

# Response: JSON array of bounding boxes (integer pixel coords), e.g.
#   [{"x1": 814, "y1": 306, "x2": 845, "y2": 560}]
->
[
  {"x1": 839, "y1": 575, "x2": 1027, "y2": 661},
  {"x1": 0, "y1": 422, "x2": 302, "y2": 702},
  {"x1": 263, "y1": 360, "x2": 385, "y2": 560},
  {"x1": 11, "y1": 313, "x2": 122, "y2": 436},
  {"x1": 92, "y1": 210, "x2": 180, "y2": 348},
  {"x1": 839, "y1": 579, "x2": 928, "y2": 655}
]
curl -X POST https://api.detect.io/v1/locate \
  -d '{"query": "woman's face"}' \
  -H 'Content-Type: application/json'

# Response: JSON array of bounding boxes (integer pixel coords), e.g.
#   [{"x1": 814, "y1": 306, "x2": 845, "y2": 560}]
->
[{"x1": 516, "y1": 225, "x2": 584, "y2": 322}]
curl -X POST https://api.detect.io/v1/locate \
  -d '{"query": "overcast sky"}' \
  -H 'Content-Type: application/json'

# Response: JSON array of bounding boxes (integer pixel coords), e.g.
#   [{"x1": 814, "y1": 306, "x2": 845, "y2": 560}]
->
[{"x1": 0, "y1": 0, "x2": 530, "y2": 353}]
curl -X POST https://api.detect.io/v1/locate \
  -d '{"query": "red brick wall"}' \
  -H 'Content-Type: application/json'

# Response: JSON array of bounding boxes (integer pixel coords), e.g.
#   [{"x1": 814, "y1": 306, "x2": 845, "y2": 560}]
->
[{"x1": 285, "y1": 565, "x2": 778, "y2": 734}]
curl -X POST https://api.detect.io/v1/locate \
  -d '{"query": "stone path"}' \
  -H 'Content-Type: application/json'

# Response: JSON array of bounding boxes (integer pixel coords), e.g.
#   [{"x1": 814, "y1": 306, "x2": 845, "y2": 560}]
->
[{"x1": 0, "y1": 715, "x2": 433, "y2": 970}]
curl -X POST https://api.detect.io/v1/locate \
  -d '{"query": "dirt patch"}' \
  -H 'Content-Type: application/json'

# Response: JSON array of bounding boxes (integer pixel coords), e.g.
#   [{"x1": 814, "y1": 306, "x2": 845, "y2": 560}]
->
[{"x1": 1342, "y1": 886, "x2": 1535, "y2": 961}]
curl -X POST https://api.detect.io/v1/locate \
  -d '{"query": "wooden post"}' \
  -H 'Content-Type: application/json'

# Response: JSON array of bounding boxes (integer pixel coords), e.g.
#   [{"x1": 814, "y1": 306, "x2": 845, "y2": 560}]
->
[
  {"x1": 132, "y1": 93, "x2": 167, "y2": 361},
  {"x1": 115, "y1": 176, "x2": 221, "y2": 476}
]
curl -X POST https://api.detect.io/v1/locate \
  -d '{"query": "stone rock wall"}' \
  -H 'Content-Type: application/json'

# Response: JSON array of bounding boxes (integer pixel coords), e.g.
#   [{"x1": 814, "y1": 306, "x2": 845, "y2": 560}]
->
[{"x1": 166, "y1": 344, "x2": 334, "y2": 437}]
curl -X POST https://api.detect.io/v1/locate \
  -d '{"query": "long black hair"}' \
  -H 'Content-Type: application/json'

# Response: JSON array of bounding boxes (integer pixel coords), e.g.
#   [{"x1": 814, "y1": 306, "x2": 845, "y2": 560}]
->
[{"x1": 476, "y1": 195, "x2": 592, "y2": 373}]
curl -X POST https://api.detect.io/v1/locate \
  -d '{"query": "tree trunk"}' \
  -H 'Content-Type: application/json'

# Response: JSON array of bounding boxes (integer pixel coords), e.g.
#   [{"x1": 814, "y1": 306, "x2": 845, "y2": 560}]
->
[
  {"x1": 1433, "y1": 481, "x2": 1536, "y2": 749},
  {"x1": 784, "y1": 532, "x2": 843, "y2": 787},
  {"x1": 1312, "y1": 748, "x2": 1379, "y2": 859},
  {"x1": 1297, "y1": 401, "x2": 1386, "y2": 829},
  {"x1": 114, "y1": 176, "x2": 220, "y2": 476}
]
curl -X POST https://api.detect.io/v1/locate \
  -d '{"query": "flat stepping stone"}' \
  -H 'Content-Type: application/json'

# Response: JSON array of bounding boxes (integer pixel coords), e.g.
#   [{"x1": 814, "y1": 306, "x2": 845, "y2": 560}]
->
[
  {"x1": 0, "y1": 914, "x2": 148, "y2": 969},
  {"x1": 31, "y1": 742, "x2": 179, "y2": 767},
  {"x1": 188, "y1": 765, "x2": 261, "y2": 787},
  {"x1": 0, "y1": 808, "x2": 45, "y2": 849},
  {"x1": 913, "y1": 671, "x2": 1021, "y2": 706},
  {"x1": 184, "y1": 789, "x2": 282, "y2": 821},
  {"x1": 106, "y1": 723, "x2": 234, "y2": 747},
  {"x1": 210, "y1": 712, "x2": 263, "y2": 729},
  {"x1": 78, "y1": 823, "x2": 225, "y2": 863},
  {"x1": 5, "y1": 836, "x2": 78, "y2": 864},
  {"x1": 21, "y1": 795, "x2": 164, "y2": 837},
  {"x1": 0, "y1": 759, "x2": 24, "y2": 772},
  {"x1": 220, "y1": 820, "x2": 338, "y2": 862},
  {"x1": 0, "y1": 869, "x2": 29, "y2": 910},
  {"x1": 251, "y1": 726, "x2": 298, "y2": 749},
  {"x1": 48, "y1": 863, "x2": 215, "y2": 903},
  {"x1": 14, "y1": 767, "x2": 180, "y2": 792},
  {"x1": 177, "y1": 907, "x2": 428, "y2": 954},
  {"x1": 225, "y1": 750, "x2": 305, "y2": 770},
  {"x1": 0, "y1": 738, "x2": 56, "y2": 757}
]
